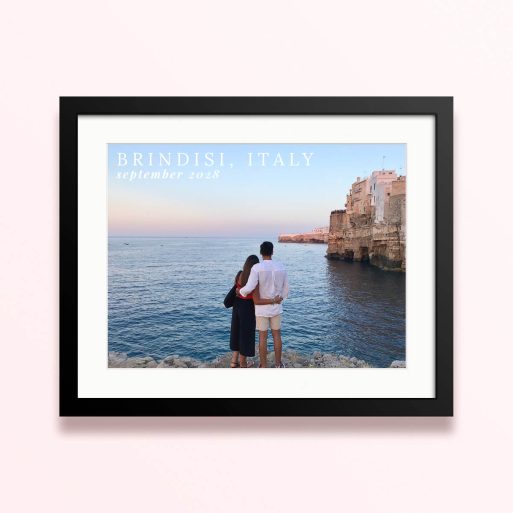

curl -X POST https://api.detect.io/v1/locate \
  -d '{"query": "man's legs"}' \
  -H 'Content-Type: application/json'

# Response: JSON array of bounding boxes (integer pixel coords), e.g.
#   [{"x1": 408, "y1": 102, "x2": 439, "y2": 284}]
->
[
  {"x1": 258, "y1": 330, "x2": 268, "y2": 367},
  {"x1": 270, "y1": 315, "x2": 283, "y2": 367},
  {"x1": 256, "y1": 316, "x2": 270, "y2": 367},
  {"x1": 271, "y1": 330, "x2": 282, "y2": 367}
]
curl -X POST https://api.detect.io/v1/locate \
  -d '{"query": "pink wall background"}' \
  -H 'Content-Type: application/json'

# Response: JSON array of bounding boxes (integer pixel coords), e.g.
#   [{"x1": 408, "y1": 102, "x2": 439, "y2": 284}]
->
[{"x1": 1, "y1": 1, "x2": 512, "y2": 511}]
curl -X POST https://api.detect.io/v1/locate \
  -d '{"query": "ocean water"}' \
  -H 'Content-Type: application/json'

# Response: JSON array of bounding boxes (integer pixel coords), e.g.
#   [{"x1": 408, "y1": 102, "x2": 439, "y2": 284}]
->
[{"x1": 108, "y1": 237, "x2": 406, "y2": 367}]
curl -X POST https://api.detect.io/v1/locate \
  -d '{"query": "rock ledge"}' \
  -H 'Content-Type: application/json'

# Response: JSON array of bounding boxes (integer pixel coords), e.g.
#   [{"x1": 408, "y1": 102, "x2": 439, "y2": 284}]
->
[{"x1": 109, "y1": 351, "x2": 405, "y2": 369}]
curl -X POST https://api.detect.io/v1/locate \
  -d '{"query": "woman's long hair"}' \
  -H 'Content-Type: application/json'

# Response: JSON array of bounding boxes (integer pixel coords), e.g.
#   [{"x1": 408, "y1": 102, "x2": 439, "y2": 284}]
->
[{"x1": 238, "y1": 254, "x2": 259, "y2": 286}]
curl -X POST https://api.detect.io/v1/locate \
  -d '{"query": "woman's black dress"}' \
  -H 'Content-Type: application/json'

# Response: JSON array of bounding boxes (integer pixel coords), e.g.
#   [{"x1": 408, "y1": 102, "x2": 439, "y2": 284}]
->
[{"x1": 229, "y1": 276, "x2": 256, "y2": 357}]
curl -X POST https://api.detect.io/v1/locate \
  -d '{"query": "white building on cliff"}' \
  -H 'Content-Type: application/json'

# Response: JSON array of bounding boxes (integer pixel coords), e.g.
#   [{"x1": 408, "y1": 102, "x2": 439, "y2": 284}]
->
[{"x1": 369, "y1": 170, "x2": 398, "y2": 222}]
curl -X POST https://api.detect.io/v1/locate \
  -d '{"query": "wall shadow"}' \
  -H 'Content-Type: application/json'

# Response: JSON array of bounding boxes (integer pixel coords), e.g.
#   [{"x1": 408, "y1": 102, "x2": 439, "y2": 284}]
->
[{"x1": 59, "y1": 415, "x2": 454, "y2": 436}]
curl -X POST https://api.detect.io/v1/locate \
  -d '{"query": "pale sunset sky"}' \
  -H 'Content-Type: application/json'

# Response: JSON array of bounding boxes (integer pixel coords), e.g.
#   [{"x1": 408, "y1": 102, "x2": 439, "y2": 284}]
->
[{"x1": 108, "y1": 143, "x2": 406, "y2": 237}]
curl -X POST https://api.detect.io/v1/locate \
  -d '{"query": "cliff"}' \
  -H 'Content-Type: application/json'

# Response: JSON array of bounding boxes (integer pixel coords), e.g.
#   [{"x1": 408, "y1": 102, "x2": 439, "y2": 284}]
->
[
  {"x1": 278, "y1": 232, "x2": 328, "y2": 244},
  {"x1": 327, "y1": 174, "x2": 406, "y2": 271},
  {"x1": 327, "y1": 209, "x2": 405, "y2": 271}
]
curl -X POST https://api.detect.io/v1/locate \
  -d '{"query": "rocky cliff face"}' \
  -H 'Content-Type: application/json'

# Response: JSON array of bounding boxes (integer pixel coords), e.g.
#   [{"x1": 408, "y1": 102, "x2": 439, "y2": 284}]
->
[
  {"x1": 327, "y1": 201, "x2": 405, "y2": 271},
  {"x1": 278, "y1": 174, "x2": 406, "y2": 270},
  {"x1": 278, "y1": 232, "x2": 328, "y2": 244}
]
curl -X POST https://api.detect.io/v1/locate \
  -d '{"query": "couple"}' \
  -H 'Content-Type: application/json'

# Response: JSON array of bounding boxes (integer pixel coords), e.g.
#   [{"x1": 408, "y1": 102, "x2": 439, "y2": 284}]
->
[{"x1": 227, "y1": 241, "x2": 289, "y2": 368}]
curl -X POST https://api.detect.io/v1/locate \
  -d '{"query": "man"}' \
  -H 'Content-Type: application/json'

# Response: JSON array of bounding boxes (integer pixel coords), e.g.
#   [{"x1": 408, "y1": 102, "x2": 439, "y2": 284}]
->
[{"x1": 239, "y1": 241, "x2": 289, "y2": 368}]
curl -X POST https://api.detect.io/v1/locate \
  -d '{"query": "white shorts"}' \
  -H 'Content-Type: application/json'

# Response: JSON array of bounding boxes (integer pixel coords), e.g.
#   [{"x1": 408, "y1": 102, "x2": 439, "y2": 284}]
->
[{"x1": 256, "y1": 314, "x2": 282, "y2": 331}]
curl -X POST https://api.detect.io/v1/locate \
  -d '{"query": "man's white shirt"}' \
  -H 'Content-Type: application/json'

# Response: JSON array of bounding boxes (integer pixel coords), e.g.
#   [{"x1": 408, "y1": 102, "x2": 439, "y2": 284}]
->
[{"x1": 239, "y1": 259, "x2": 289, "y2": 317}]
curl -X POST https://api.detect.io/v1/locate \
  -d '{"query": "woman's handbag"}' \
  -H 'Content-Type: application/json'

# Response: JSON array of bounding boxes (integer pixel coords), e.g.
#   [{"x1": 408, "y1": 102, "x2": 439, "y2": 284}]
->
[{"x1": 223, "y1": 285, "x2": 237, "y2": 308}]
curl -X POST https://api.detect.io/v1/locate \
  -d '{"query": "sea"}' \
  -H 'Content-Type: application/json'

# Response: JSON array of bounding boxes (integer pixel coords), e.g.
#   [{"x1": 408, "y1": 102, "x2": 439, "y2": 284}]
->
[{"x1": 108, "y1": 237, "x2": 406, "y2": 367}]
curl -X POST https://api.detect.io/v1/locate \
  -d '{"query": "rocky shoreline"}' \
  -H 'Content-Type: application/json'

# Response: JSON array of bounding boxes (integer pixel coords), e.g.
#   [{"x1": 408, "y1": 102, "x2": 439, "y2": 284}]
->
[
  {"x1": 108, "y1": 350, "x2": 405, "y2": 369},
  {"x1": 278, "y1": 233, "x2": 328, "y2": 244}
]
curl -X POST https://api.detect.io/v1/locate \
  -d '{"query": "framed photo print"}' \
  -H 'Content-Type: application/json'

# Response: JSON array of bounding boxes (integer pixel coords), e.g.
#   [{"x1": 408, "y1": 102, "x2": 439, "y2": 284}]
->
[{"x1": 60, "y1": 96, "x2": 453, "y2": 416}]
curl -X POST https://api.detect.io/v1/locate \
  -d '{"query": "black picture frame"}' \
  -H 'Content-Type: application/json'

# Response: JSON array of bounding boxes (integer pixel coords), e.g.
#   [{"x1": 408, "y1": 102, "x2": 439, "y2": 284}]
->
[{"x1": 60, "y1": 96, "x2": 453, "y2": 417}]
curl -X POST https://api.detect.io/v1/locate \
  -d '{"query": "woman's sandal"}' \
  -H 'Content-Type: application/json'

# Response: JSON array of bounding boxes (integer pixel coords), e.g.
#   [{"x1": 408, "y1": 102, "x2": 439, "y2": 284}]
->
[{"x1": 230, "y1": 361, "x2": 240, "y2": 368}]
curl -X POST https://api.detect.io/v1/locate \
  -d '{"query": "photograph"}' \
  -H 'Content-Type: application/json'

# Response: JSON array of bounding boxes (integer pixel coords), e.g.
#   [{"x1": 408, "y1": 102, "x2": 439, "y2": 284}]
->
[
  {"x1": 107, "y1": 143, "x2": 407, "y2": 370},
  {"x1": 61, "y1": 96, "x2": 451, "y2": 414}
]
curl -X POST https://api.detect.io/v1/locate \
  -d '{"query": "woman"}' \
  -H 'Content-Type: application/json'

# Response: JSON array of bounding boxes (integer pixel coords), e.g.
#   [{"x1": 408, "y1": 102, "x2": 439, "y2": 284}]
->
[{"x1": 229, "y1": 255, "x2": 282, "y2": 368}]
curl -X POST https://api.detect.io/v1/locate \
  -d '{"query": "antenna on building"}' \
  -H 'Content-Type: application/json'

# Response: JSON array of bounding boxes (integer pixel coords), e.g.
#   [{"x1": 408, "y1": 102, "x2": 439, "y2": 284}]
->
[{"x1": 382, "y1": 155, "x2": 386, "y2": 170}]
